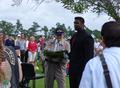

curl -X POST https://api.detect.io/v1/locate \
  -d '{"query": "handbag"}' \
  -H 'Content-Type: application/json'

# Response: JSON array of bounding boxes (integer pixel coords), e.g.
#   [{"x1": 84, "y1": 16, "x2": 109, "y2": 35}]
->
[{"x1": 99, "y1": 53, "x2": 113, "y2": 88}]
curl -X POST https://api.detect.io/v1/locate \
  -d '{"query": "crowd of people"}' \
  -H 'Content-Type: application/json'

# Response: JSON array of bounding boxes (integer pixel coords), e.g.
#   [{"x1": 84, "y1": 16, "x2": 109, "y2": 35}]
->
[{"x1": 1, "y1": 16, "x2": 120, "y2": 88}]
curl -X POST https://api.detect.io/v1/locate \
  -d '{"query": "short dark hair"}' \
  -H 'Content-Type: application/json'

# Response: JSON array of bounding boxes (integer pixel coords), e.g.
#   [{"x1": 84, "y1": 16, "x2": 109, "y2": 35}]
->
[
  {"x1": 101, "y1": 21, "x2": 120, "y2": 47},
  {"x1": 75, "y1": 17, "x2": 85, "y2": 24}
]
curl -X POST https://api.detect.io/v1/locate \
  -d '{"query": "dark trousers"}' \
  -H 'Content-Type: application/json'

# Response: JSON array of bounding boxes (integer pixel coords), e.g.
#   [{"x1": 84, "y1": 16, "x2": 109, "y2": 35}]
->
[
  {"x1": 25, "y1": 50, "x2": 28, "y2": 62},
  {"x1": 20, "y1": 50, "x2": 26, "y2": 62},
  {"x1": 69, "y1": 73, "x2": 81, "y2": 88}
]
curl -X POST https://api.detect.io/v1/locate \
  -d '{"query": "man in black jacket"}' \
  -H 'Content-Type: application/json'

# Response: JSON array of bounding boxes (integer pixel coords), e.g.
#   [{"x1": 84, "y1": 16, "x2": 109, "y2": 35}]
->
[{"x1": 69, "y1": 17, "x2": 94, "y2": 88}]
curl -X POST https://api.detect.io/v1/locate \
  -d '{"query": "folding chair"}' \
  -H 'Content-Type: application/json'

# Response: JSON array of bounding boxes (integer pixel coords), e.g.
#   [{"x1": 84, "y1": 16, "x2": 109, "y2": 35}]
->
[
  {"x1": 21, "y1": 63, "x2": 45, "y2": 88},
  {"x1": 21, "y1": 63, "x2": 35, "y2": 88}
]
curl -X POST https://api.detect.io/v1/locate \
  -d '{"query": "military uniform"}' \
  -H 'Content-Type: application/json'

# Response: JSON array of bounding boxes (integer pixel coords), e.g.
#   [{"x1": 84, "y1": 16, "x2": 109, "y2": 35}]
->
[{"x1": 45, "y1": 38, "x2": 70, "y2": 88}]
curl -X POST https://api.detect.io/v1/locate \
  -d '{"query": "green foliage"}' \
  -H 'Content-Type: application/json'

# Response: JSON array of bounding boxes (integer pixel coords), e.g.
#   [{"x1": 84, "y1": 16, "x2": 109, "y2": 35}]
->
[
  {"x1": 85, "y1": 27, "x2": 93, "y2": 34},
  {"x1": 15, "y1": 19, "x2": 24, "y2": 35},
  {"x1": 27, "y1": 22, "x2": 40, "y2": 37},
  {"x1": 0, "y1": 20, "x2": 15, "y2": 35},
  {"x1": 92, "y1": 30, "x2": 101, "y2": 39},
  {"x1": 67, "y1": 26, "x2": 75, "y2": 37},
  {"x1": 0, "y1": 19, "x2": 101, "y2": 39},
  {"x1": 41, "y1": 26, "x2": 49, "y2": 39},
  {"x1": 48, "y1": 22, "x2": 74, "y2": 39},
  {"x1": 55, "y1": 0, "x2": 120, "y2": 22}
]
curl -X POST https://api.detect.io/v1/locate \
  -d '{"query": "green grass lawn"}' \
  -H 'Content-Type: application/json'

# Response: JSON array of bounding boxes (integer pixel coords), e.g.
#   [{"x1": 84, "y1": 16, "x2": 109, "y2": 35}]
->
[
  {"x1": 30, "y1": 77, "x2": 69, "y2": 88},
  {"x1": 29, "y1": 60, "x2": 70, "y2": 88}
]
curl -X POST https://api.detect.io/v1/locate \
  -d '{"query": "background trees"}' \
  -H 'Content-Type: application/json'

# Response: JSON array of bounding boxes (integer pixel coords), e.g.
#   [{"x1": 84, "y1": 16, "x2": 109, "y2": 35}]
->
[
  {"x1": 15, "y1": 19, "x2": 24, "y2": 35},
  {"x1": 0, "y1": 19, "x2": 101, "y2": 39},
  {"x1": 0, "y1": 20, "x2": 15, "y2": 35},
  {"x1": 55, "y1": 0, "x2": 120, "y2": 22},
  {"x1": 12, "y1": 0, "x2": 120, "y2": 22}
]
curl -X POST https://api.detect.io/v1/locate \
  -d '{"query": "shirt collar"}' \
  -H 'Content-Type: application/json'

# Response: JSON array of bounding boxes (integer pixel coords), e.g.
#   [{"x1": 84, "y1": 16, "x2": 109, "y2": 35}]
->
[{"x1": 103, "y1": 47, "x2": 120, "y2": 54}]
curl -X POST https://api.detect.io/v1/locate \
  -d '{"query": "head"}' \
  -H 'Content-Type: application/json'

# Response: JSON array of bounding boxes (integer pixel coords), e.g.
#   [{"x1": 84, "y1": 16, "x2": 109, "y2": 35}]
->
[
  {"x1": 30, "y1": 36, "x2": 35, "y2": 41},
  {"x1": 21, "y1": 33, "x2": 25, "y2": 39},
  {"x1": 101, "y1": 21, "x2": 120, "y2": 48},
  {"x1": 55, "y1": 27, "x2": 64, "y2": 40},
  {"x1": 74, "y1": 17, "x2": 85, "y2": 31},
  {"x1": 17, "y1": 34, "x2": 21, "y2": 39}
]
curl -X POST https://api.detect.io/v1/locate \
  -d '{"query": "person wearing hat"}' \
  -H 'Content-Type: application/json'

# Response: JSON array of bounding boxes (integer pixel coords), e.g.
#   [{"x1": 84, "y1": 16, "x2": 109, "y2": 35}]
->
[{"x1": 44, "y1": 27, "x2": 70, "y2": 88}]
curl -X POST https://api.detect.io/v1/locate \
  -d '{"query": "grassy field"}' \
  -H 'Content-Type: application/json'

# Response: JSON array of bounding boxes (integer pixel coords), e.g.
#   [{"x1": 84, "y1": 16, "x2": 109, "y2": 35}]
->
[
  {"x1": 29, "y1": 61, "x2": 70, "y2": 88},
  {"x1": 30, "y1": 77, "x2": 69, "y2": 88}
]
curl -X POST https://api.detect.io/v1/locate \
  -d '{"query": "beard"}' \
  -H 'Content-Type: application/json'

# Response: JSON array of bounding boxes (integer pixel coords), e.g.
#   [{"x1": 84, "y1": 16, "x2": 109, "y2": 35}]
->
[{"x1": 75, "y1": 26, "x2": 81, "y2": 31}]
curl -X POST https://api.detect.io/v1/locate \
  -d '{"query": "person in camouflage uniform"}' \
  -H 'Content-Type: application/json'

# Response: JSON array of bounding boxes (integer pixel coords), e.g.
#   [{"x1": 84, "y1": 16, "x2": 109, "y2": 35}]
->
[{"x1": 44, "y1": 27, "x2": 70, "y2": 88}]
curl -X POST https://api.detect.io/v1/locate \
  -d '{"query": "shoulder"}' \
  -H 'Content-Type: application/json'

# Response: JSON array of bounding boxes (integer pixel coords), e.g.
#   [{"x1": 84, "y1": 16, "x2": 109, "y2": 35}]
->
[
  {"x1": 86, "y1": 56, "x2": 101, "y2": 70},
  {"x1": 85, "y1": 32, "x2": 93, "y2": 38},
  {"x1": 83, "y1": 33, "x2": 94, "y2": 42}
]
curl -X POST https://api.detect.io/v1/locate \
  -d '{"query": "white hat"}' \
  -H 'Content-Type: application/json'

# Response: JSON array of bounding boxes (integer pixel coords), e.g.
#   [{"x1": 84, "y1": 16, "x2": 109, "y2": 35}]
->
[{"x1": 17, "y1": 34, "x2": 21, "y2": 36}]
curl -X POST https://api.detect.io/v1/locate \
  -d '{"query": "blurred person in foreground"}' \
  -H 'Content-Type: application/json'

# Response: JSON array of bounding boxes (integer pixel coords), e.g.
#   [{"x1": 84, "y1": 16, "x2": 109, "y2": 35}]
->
[
  {"x1": 44, "y1": 27, "x2": 70, "y2": 88},
  {"x1": 0, "y1": 29, "x2": 22, "y2": 88},
  {"x1": 79, "y1": 21, "x2": 120, "y2": 88},
  {"x1": 0, "y1": 30, "x2": 11, "y2": 88},
  {"x1": 69, "y1": 17, "x2": 94, "y2": 88}
]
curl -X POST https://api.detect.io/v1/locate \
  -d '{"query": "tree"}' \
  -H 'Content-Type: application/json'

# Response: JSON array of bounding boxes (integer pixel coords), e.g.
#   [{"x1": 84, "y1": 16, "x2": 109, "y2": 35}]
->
[
  {"x1": 12, "y1": 0, "x2": 120, "y2": 22},
  {"x1": 41, "y1": 26, "x2": 49, "y2": 39},
  {"x1": 15, "y1": 19, "x2": 24, "y2": 34},
  {"x1": 55, "y1": 0, "x2": 120, "y2": 22},
  {"x1": 0, "y1": 20, "x2": 15, "y2": 35},
  {"x1": 66, "y1": 26, "x2": 75, "y2": 38},
  {"x1": 85, "y1": 26, "x2": 93, "y2": 34},
  {"x1": 92, "y1": 30, "x2": 101, "y2": 39},
  {"x1": 27, "y1": 22, "x2": 40, "y2": 37},
  {"x1": 46, "y1": 22, "x2": 73, "y2": 39}
]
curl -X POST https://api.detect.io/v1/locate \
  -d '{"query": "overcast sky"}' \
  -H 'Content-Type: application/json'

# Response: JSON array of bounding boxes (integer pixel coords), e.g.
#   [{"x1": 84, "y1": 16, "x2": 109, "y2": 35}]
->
[{"x1": 0, "y1": 0, "x2": 114, "y2": 31}]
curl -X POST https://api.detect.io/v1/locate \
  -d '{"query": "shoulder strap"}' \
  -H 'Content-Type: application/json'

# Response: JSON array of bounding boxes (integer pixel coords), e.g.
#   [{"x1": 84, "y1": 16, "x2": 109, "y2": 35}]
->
[{"x1": 99, "y1": 53, "x2": 113, "y2": 88}]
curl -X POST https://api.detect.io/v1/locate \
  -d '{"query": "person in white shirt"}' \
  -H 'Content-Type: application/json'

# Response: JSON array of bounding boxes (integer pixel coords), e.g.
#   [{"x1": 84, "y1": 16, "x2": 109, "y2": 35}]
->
[
  {"x1": 94, "y1": 38, "x2": 103, "y2": 56},
  {"x1": 79, "y1": 21, "x2": 120, "y2": 88}
]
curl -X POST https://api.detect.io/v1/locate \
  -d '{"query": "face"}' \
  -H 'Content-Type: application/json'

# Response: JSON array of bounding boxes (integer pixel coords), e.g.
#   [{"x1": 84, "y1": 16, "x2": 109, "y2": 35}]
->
[
  {"x1": 30, "y1": 37, "x2": 35, "y2": 41},
  {"x1": 56, "y1": 34, "x2": 63, "y2": 40},
  {"x1": 74, "y1": 19, "x2": 84, "y2": 31},
  {"x1": 21, "y1": 34, "x2": 25, "y2": 39}
]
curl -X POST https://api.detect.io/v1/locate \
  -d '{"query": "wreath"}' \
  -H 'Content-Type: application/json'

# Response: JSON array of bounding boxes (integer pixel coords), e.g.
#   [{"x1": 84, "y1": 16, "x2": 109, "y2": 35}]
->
[{"x1": 44, "y1": 50, "x2": 67, "y2": 59}]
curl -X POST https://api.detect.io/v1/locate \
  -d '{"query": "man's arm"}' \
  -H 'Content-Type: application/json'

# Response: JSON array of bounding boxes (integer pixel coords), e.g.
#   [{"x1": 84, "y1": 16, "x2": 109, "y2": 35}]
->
[{"x1": 18, "y1": 60, "x2": 23, "y2": 82}]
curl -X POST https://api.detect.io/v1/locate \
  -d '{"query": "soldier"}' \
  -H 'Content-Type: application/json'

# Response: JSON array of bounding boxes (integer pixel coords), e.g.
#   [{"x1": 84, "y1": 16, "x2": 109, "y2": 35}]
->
[{"x1": 44, "y1": 27, "x2": 70, "y2": 88}]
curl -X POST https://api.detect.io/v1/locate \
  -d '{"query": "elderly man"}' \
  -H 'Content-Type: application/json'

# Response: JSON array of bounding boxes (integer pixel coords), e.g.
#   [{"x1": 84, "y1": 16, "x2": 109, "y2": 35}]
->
[{"x1": 44, "y1": 27, "x2": 70, "y2": 88}]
